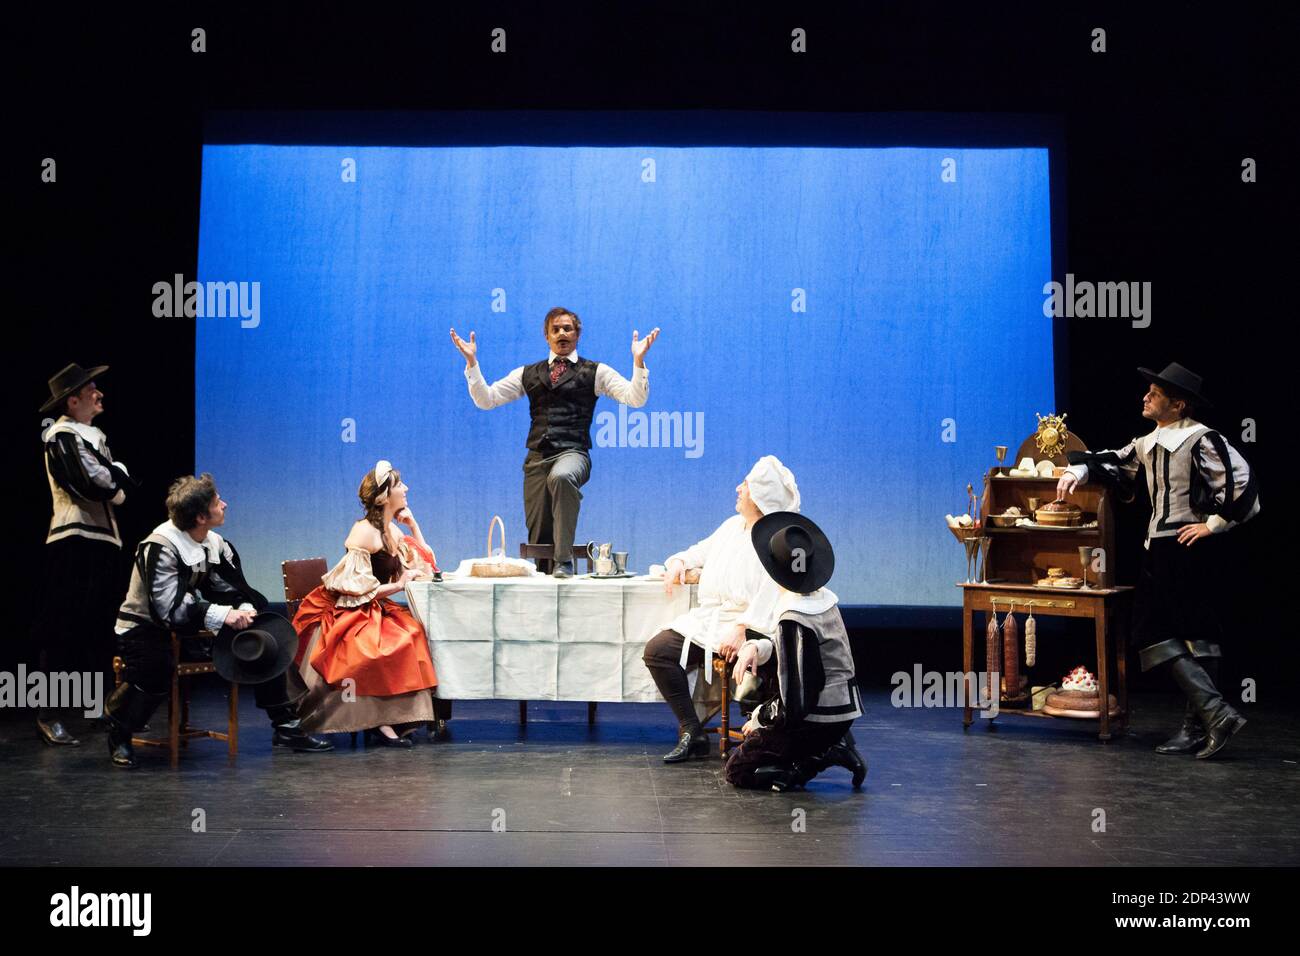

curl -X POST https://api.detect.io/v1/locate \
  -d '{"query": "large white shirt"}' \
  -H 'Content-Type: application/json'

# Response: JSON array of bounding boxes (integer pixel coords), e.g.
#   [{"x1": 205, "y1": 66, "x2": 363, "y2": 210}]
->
[
  {"x1": 658, "y1": 514, "x2": 784, "y2": 682},
  {"x1": 464, "y1": 351, "x2": 649, "y2": 409}
]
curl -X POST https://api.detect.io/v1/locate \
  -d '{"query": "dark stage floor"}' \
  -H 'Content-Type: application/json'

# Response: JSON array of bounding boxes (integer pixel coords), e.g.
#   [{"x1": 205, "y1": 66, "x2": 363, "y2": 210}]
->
[{"x1": 2, "y1": 688, "x2": 1297, "y2": 867}]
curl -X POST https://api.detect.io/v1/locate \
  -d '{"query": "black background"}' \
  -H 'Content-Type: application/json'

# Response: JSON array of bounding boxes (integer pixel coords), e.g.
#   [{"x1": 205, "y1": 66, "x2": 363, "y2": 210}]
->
[{"x1": 9, "y1": 3, "x2": 1294, "y2": 688}]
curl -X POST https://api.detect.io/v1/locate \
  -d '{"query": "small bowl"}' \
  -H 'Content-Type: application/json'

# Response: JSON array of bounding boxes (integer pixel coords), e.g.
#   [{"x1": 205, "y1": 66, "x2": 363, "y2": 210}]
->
[{"x1": 988, "y1": 512, "x2": 1025, "y2": 527}]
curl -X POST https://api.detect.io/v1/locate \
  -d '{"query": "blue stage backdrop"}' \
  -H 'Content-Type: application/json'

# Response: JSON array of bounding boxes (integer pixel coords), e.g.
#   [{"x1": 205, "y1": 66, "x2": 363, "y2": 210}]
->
[{"x1": 196, "y1": 144, "x2": 1053, "y2": 605}]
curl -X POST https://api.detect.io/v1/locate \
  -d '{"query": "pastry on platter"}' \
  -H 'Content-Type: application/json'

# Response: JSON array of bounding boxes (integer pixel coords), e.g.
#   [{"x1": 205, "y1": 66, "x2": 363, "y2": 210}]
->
[{"x1": 1042, "y1": 666, "x2": 1119, "y2": 718}]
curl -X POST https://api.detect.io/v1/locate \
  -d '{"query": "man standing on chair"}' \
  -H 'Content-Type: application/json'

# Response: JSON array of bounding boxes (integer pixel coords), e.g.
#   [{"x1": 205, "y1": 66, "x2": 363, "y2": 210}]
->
[
  {"x1": 451, "y1": 308, "x2": 659, "y2": 577},
  {"x1": 1058, "y1": 362, "x2": 1260, "y2": 759},
  {"x1": 104, "y1": 474, "x2": 333, "y2": 768}
]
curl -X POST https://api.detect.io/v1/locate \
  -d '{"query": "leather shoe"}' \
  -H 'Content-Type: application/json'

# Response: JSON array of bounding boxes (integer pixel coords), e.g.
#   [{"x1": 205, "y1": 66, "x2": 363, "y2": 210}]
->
[
  {"x1": 1155, "y1": 703, "x2": 1207, "y2": 755},
  {"x1": 1165, "y1": 655, "x2": 1244, "y2": 760},
  {"x1": 826, "y1": 730, "x2": 868, "y2": 788},
  {"x1": 365, "y1": 728, "x2": 414, "y2": 749},
  {"x1": 102, "y1": 683, "x2": 163, "y2": 769},
  {"x1": 429, "y1": 718, "x2": 451, "y2": 742},
  {"x1": 552, "y1": 561, "x2": 574, "y2": 578},
  {"x1": 1195, "y1": 711, "x2": 1246, "y2": 759},
  {"x1": 751, "y1": 765, "x2": 801, "y2": 792},
  {"x1": 36, "y1": 717, "x2": 80, "y2": 746},
  {"x1": 272, "y1": 720, "x2": 334, "y2": 753},
  {"x1": 105, "y1": 718, "x2": 137, "y2": 769},
  {"x1": 662, "y1": 729, "x2": 710, "y2": 763}
]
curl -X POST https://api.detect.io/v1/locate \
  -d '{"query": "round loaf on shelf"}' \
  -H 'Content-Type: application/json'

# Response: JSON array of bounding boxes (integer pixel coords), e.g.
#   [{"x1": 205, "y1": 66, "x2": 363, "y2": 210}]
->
[{"x1": 1035, "y1": 499, "x2": 1083, "y2": 526}]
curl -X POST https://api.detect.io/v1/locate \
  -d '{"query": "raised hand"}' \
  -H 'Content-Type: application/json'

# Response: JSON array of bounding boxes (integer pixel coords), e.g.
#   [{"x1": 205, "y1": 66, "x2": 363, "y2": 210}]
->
[
  {"x1": 631, "y1": 327, "x2": 660, "y2": 367},
  {"x1": 450, "y1": 328, "x2": 478, "y2": 367}
]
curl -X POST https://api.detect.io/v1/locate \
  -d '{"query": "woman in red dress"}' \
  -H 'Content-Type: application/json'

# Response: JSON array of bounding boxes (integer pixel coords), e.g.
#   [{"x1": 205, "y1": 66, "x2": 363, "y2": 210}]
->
[{"x1": 292, "y1": 460, "x2": 450, "y2": 747}]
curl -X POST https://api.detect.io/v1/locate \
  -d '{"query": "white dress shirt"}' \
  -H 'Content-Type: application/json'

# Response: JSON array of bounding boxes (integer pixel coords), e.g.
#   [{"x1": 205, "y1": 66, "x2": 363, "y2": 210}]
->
[{"x1": 464, "y1": 351, "x2": 649, "y2": 409}]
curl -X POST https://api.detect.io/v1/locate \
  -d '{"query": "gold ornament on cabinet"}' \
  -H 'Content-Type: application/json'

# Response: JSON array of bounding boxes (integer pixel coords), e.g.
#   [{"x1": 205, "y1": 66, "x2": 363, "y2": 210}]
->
[{"x1": 1033, "y1": 412, "x2": 1070, "y2": 459}]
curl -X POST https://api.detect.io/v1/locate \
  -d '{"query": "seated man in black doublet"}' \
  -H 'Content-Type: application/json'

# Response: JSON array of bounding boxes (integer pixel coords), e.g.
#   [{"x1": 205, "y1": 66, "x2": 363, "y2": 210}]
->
[
  {"x1": 105, "y1": 474, "x2": 332, "y2": 768},
  {"x1": 451, "y1": 308, "x2": 660, "y2": 576}
]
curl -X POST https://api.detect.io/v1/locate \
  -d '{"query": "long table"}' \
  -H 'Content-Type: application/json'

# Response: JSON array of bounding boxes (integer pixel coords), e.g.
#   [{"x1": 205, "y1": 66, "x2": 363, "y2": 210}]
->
[{"x1": 406, "y1": 575, "x2": 699, "y2": 703}]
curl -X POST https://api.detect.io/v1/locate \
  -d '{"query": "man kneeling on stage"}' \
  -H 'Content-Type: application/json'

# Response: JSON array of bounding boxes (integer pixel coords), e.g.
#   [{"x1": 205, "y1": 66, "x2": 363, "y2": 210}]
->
[
  {"x1": 104, "y1": 474, "x2": 332, "y2": 768},
  {"x1": 723, "y1": 511, "x2": 866, "y2": 792}
]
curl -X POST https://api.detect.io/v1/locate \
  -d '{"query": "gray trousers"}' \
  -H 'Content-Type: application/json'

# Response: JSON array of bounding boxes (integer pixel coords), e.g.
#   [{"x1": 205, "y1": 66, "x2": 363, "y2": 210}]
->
[{"x1": 523, "y1": 449, "x2": 591, "y2": 562}]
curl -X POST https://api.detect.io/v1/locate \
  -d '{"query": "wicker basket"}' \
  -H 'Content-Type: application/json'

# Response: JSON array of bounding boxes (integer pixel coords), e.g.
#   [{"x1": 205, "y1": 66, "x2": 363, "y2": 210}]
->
[
  {"x1": 946, "y1": 521, "x2": 982, "y2": 542},
  {"x1": 469, "y1": 515, "x2": 532, "y2": 578}
]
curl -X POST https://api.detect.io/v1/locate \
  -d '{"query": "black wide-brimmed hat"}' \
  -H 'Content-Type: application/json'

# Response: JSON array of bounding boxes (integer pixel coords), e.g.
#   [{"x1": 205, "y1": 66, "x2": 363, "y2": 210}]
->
[
  {"x1": 1137, "y1": 362, "x2": 1211, "y2": 410},
  {"x1": 40, "y1": 362, "x2": 109, "y2": 413},
  {"x1": 751, "y1": 511, "x2": 835, "y2": 594},
  {"x1": 212, "y1": 612, "x2": 298, "y2": 685}
]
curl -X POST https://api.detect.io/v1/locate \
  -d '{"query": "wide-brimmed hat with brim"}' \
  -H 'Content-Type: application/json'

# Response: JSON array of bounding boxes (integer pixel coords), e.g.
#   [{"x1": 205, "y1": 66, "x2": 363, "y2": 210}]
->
[
  {"x1": 40, "y1": 362, "x2": 108, "y2": 413},
  {"x1": 1137, "y1": 362, "x2": 1211, "y2": 410},
  {"x1": 751, "y1": 511, "x2": 835, "y2": 594},
  {"x1": 212, "y1": 612, "x2": 298, "y2": 685}
]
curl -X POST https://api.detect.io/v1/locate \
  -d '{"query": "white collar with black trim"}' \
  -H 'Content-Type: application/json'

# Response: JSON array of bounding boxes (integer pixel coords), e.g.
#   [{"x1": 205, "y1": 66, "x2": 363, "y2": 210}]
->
[
  {"x1": 152, "y1": 520, "x2": 224, "y2": 568},
  {"x1": 47, "y1": 415, "x2": 107, "y2": 447},
  {"x1": 779, "y1": 587, "x2": 839, "y2": 617},
  {"x1": 1139, "y1": 417, "x2": 1209, "y2": 455}
]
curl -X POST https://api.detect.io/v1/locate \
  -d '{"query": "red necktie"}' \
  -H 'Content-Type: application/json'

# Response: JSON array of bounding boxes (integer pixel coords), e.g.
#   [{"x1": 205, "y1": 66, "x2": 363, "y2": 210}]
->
[{"x1": 550, "y1": 360, "x2": 567, "y2": 385}]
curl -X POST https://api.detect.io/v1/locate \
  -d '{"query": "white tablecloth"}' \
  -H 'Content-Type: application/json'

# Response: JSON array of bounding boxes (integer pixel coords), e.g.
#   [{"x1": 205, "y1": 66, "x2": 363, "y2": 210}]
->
[{"x1": 405, "y1": 575, "x2": 699, "y2": 702}]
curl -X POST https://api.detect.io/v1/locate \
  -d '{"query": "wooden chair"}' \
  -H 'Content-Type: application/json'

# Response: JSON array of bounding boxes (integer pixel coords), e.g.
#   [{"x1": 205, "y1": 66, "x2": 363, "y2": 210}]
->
[
  {"x1": 708, "y1": 658, "x2": 746, "y2": 755},
  {"x1": 280, "y1": 558, "x2": 349, "y2": 743},
  {"x1": 515, "y1": 543, "x2": 598, "y2": 727},
  {"x1": 517, "y1": 543, "x2": 595, "y2": 575},
  {"x1": 111, "y1": 632, "x2": 238, "y2": 769},
  {"x1": 281, "y1": 557, "x2": 327, "y2": 619}
]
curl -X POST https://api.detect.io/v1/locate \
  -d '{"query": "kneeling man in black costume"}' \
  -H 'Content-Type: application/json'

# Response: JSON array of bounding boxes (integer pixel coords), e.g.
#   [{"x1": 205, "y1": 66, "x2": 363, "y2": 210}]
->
[{"x1": 723, "y1": 511, "x2": 867, "y2": 792}]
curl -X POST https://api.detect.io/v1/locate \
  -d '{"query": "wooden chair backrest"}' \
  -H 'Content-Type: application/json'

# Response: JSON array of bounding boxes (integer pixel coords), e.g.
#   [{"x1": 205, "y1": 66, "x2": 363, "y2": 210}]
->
[{"x1": 281, "y1": 558, "x2": 328, "y2": 614}]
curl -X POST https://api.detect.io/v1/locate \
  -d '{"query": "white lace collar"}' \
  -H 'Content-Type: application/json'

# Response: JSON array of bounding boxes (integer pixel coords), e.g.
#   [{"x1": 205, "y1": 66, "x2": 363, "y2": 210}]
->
[
  {"x1": 1140, "y1": 417, "x2": 1208, "y2": 455},
  {"x1": 152, "y1": 520, "x2": 223, "y2": 568},
  {"x1": 780, "y1": 587, "x2": 839, "y2": 617},
  {"x1": 47, "y1": 415, "x2": 107, "y2": 448}
]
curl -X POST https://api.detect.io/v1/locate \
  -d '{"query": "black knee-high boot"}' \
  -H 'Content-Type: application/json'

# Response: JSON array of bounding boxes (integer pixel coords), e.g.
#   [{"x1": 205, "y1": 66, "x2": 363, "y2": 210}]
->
[
  {"x1": 1167, "y1": 656, "x2": 1245, "y2": 759},
  {"x1": 103, "y1": 683, "x2": 166, "y2": 769}
]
